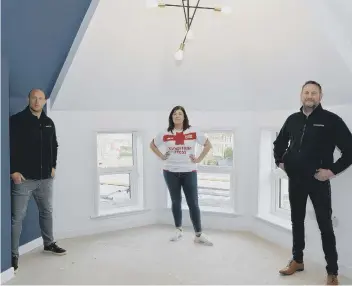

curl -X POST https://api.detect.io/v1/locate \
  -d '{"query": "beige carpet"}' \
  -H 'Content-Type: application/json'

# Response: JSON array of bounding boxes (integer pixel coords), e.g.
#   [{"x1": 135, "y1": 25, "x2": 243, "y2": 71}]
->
[{"x1": 7, "y1": 225, "x2": 352, "y2": 285}]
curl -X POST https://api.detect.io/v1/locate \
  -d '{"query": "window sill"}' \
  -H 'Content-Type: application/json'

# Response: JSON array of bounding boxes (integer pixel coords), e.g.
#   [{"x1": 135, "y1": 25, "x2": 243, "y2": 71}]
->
[
  {"x1": 90, "y1": 206, "x2": 150, "y2": 219},
  {"x1": 200, "y1": 206, "x2": 238, "y2": 216},
  {"x1": 167, "y1": 205, "x2": 239, "y2": 217},
  {"x1": 256, "y1": 213, "x2": 292, "y2": 232}
]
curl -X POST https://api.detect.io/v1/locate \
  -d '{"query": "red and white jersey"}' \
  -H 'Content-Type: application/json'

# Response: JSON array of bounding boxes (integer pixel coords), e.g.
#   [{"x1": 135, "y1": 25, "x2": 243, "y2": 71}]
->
[{"x1": 153, "y1": 127, "x2": 207, "y2": 172}]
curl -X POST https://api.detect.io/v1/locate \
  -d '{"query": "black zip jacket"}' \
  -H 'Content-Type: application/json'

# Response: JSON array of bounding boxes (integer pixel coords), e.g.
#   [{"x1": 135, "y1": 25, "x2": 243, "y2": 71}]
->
[
  {"x1": 273, "y1": 104, "x2": 352, "y2": 178},
  {"x1": 10, "y1": 106, "x2": 58, "y2": 180}
]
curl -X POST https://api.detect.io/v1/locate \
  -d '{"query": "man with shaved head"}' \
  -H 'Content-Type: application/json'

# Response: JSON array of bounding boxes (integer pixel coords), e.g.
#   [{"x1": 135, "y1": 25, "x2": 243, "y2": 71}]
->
[
  {"x1": 10, "y1": 89, "x2": 66, "y2": 273},
  {"x1": 273, "y1": 81, "x2": 352, "y2": 285}
]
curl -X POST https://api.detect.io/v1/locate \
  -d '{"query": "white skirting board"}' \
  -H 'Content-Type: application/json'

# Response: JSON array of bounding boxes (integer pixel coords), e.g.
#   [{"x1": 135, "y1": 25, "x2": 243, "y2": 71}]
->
[
  {"x1": 19, "y1": 237, "x2": 43, "y2": 256},
  {"x1": 0, "y1": 267, "x2": 14, "y2": 284},
  {"x1": 1, "y1": 237, "x2": 43, "y2": 283}
]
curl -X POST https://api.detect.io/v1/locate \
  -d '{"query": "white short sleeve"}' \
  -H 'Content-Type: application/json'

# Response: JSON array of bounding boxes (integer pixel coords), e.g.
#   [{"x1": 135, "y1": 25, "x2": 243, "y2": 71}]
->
[
  {"x1": 153, "y1": 131, "x2": 165, "y2": 147},
  {"x1": 195, "y1": 128, "x2": 207, "y2": 146}
]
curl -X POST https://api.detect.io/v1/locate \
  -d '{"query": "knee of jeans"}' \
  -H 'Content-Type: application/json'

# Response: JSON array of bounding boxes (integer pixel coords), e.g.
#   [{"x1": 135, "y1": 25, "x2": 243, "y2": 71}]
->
[
  {"x1": 39, "y1": 206, "x2": 53, "y2": 215},
  {"x1": 291, "y1": 216, "x2": 305, "y2": 225},
  {"x1": 319, "y1": 225, "x2": 334, "y2": 236},
  {"x1": 171, "y1": 199, "x2": 181, "y2": 207},
  {"x1": 316, "y1": 217, "x2": 334, "y2": 233},
  {"x1": 12, "y1": 210, "x2": 26, "y2": 224},
  {"x1": 187, "y1": 201, "x2": 199, "y2": 210}
]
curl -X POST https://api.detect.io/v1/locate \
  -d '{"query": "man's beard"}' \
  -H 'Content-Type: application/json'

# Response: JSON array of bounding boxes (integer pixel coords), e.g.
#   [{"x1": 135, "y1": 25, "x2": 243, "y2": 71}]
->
[{"x1": 303, "y1": 101, "x2": 317, "y2": 113}]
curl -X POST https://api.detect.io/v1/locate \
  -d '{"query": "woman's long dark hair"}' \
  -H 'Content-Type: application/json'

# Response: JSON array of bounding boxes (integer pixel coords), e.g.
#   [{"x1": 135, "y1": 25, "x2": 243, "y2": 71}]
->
[{"x1": 167, "y1": 105, "x2": 191, "y2": 133}]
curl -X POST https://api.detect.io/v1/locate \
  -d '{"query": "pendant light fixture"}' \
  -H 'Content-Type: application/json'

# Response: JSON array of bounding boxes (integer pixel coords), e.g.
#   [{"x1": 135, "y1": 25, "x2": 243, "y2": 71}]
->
[{"x1": 147, "y1": 0, "x2": 232, "y2": 61}]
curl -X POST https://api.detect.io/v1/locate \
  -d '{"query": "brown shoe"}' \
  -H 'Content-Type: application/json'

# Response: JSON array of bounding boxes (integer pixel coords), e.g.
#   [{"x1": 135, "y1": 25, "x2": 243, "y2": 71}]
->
[
  {"x1": 279, "y1": 260, "x2": 304, "y2": 275},
  {"x1": 326, "y1": 274, "x2": 339, "y2": 285}
]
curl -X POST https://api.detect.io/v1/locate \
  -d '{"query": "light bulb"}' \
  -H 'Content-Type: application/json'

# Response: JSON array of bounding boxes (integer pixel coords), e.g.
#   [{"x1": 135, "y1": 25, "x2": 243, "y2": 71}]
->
[
  {"x1": 186, "y1": 29, "x2": 194, "y2": 40},
  {"x1": 214, "y1": 6, "x2": 232, "y2": 14},
  {"x1": 221, "y1": 6, "x2": 232, "y2": 14},
  {"x1": 174, "y1": 49, "x2": 184, "y2": 61}
]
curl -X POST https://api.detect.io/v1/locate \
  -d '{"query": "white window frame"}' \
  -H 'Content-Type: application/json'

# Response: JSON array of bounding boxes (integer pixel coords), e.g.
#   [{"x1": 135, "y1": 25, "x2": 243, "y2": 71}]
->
[
  {"x1": 165, "y1": 129, "x2": 235, "y2": 213},
  {"x1": 196, "y1": 129, "x2": 235, "y2": 211},
  {"x1": 93, "y1": 131, "x2": 144, "y2": 217},
  {"x1": 270, "y1": 131, "x2": 290, "y2": 219}
]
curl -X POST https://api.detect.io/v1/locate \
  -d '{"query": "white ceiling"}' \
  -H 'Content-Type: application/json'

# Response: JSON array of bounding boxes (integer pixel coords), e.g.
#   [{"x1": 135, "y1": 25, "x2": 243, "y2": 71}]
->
[{"x1": 52, "y1": 0, "x2": 352, "y2": 112}]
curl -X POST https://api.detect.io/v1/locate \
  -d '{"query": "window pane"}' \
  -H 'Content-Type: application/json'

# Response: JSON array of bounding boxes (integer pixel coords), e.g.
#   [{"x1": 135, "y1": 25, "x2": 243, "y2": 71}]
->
[
  {"x1": 279, "y1": 178, "x2": 290, "y2": 211},
  {"x1": 97, "y1": 133, "x2": 133, "y2": 168},
  {"x1": 198, "y1": 132, "x2": 234, "y2": 167},
  {"x1": 99, "y1": 173, "x2": 131, "y2": 212},
  {"x1": 198, "y1": 173, "x2": 231, "y2": 207}
]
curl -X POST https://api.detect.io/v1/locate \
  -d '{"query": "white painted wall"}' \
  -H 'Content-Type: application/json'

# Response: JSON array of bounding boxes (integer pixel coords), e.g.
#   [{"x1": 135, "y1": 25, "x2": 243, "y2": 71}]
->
[
  {"x1": 49, "y1": 104, "x2": 352, "y2": 278},
  {"x1": 49, "y1": 111, "x2": 159, "y2": 239},
  {"x1": 49, "y1": 109, "x2": 257, "y2": 238}
]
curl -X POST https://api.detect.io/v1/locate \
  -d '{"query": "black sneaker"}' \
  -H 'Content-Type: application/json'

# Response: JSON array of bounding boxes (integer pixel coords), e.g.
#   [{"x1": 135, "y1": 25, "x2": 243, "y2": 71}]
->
[
  {"x1": 12, "y1": 256, "x2": 18, "y2": 273},
  {"x1": 44, "y1": 242, "x2": 67, "y2": 255}
]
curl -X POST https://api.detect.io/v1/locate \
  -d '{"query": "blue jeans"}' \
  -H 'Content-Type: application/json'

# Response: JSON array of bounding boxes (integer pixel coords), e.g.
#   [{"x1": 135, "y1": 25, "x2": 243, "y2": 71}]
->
[
  {"x1": 163, "y1": 170, "x2": 202, "y2": 233},
  {"x1": 11, "y1": 179, "x2": 54, "y2": 257}
]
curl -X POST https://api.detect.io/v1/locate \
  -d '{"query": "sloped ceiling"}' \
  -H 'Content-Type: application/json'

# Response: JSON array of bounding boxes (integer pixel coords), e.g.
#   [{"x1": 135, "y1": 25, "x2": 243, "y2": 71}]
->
[
  {"x1": 1, "y1": 0, "x2": 92, "y2": 114},
  {"x1": 52, "y1": 0, "x2": 352, "y2": 112}
]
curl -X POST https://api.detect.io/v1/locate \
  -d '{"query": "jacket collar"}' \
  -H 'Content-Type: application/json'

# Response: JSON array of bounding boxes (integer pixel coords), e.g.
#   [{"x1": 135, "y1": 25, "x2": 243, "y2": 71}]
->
[
  {"x1": 299, "y1": 103, "x2": 323, "y2": 117},
  {"x1": 24, "y1": 105, "x2": 47, "y2": 119}
]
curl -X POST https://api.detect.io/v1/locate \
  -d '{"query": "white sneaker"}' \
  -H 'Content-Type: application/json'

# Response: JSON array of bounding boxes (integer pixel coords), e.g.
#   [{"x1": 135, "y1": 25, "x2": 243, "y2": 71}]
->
[
  {"x1": 194, "y1": 233, "x2": 213, "y2": 246},
  {"x1": 170, "y1": 228, "x2": 183, "y2": 241}
]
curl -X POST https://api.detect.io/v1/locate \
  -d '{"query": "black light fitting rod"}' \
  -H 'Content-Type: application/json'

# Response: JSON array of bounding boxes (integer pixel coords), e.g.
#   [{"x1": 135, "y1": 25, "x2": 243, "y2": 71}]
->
[
  {"x1": 187, "y1": 0, "x2": 190, "y2": 28},
  {"x1": 161, "y1": 4, "x2": 215, "y2": 10},
  {"x1": 153, "y1": 0, "x2": 231, "y2": 60},
  {"x1": 182, "y1": 0, "x2": 200, "y2": 45},
  {"x1": 182, "y1": 1, "x2": 188, "y2": 28}
]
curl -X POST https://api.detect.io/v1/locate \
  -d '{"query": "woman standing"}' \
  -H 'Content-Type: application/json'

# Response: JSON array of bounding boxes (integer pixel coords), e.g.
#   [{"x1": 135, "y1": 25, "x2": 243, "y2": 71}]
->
[{"x1": 150, "y1": 106, "x2": 213, "y2": 246}]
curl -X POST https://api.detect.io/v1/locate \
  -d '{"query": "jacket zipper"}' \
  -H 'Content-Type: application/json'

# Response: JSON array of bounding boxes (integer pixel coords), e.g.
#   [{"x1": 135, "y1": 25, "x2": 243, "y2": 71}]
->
[{"x1": 298, "y1": 118, "x2": 308, "y2": 152}]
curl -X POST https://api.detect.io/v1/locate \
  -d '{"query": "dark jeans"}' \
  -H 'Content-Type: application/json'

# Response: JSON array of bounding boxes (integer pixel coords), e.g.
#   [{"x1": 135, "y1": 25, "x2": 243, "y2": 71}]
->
[
  {"x1": 289, "y1": 177, "x2": 338, "y2": 275},
  {"x1": 163, "y1": 170, "x2": 202, "y2": 233}
]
